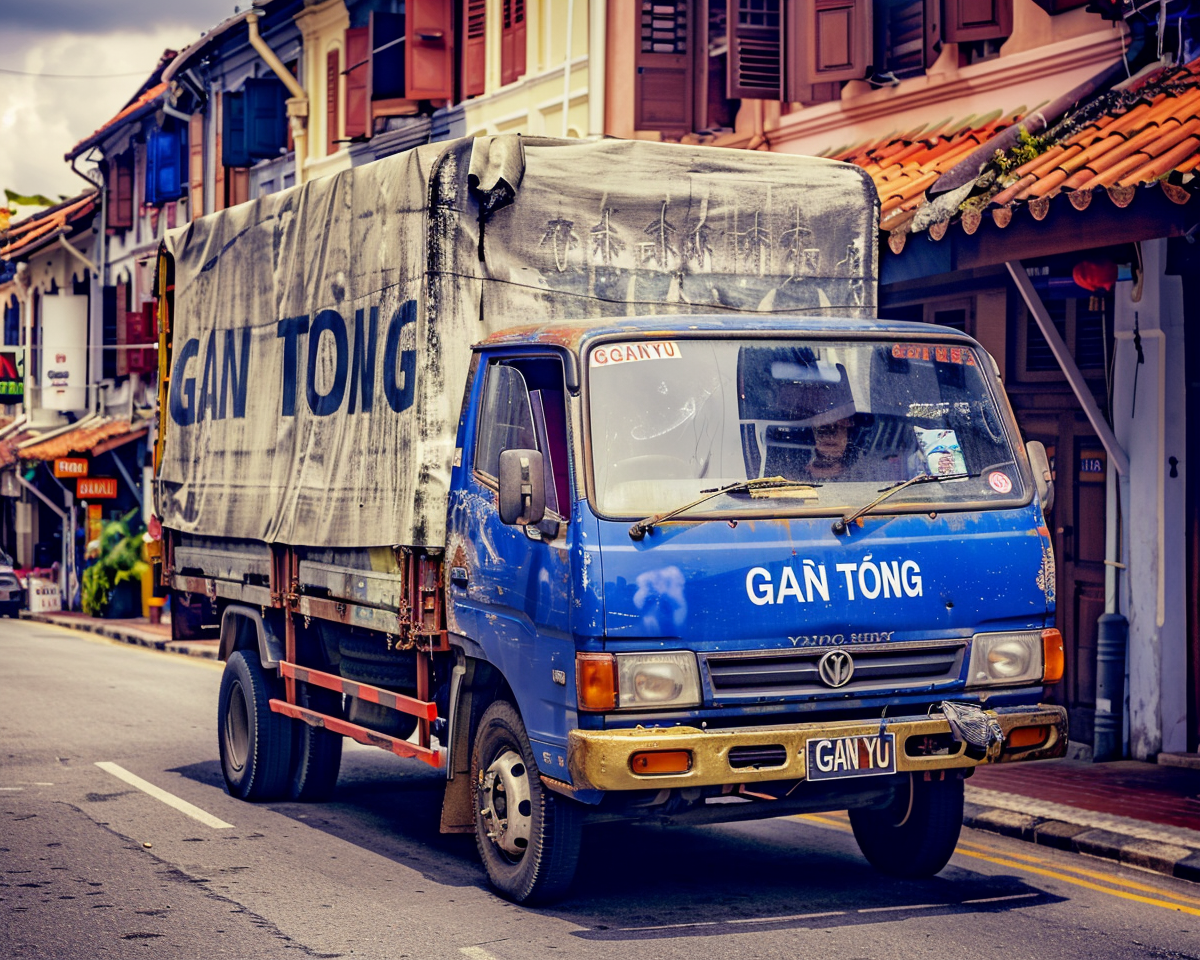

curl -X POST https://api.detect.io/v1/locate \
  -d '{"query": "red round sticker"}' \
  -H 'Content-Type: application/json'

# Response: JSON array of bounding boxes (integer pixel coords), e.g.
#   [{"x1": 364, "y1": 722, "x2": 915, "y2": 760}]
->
[{"x1": 988, "y1": 471, "x2": 1012, "y2": 494}]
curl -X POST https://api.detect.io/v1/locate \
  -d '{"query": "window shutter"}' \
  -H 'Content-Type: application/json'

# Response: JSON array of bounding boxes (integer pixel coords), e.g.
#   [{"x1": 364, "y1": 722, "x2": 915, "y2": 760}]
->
[
  {"x1": 145, "y1": 127, "x2": 183, "y2": 205},
  {"x1": 500, "y1": 0, "x2": 527, "y2": 86},
  {"x1": 245, "y1": 79, "x2": 289, "y2": 160},
  {"x1": 878, "y1": 0, "x2": 940, "y2": 78},
  {"x1": 188, "y1": 113, "x2": 204, "y2": 213},
  {"x1": 370, "y1": 11, "x2": 407, "y2": 101},
  {"x1": 229, "y1": 168, "x2": 250, "y2": 207},
  {"x1": 109, "y1": 153, "x2": 134, "y2": 229},
  {"x1": 634, "y1": 0, "x2": 694, "y2": 134},
  {"x1": 326, "y1": 49, "x2": 341, "y2": 154},
  {"x1": 941, "y1": 0, "x2": 1013, "y2": 43},
  {"x1": 222, "y1": 91, "x2": 250, "y2": 167},
  {"x1": 461, "y1": 0, "x2": 487, "y2": 98},
  {"x1": 729, "y1": 0, "x2": 784, "y2": 100},
  {"x1": 407, "y1": 0, "x2": 454, "y2": 99},
  {"x1": 788, "y1": 0, "x2": 870, "y2": 90},
  {"x1": 344, "y1": 27, "x2": 370, "y2": 138},
  {"x1": 214, "y1": 94, "x2": 226, "y2": 211}
]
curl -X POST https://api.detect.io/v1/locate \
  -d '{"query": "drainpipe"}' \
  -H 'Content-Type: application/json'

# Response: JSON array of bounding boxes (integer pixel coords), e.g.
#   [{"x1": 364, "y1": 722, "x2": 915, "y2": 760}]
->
[
  {"x1": 562, "y1": 0, "x2": 575, "y2": 137},
  {"x1": 246, "y1": 11, "x2": 309, "y2": 187},
  {"x1": 587, "y1": 0, "x2": 606, "y2": 137}
]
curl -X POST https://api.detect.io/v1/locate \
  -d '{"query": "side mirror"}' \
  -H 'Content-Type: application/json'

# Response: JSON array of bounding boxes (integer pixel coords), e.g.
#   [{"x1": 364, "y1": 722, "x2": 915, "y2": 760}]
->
[
  {"x1": 1026, "y1": 441, "x2": 1055, "y2": 513},
  {"x1": 498, "y1": 449, "x2": 546, "y2": 526}
]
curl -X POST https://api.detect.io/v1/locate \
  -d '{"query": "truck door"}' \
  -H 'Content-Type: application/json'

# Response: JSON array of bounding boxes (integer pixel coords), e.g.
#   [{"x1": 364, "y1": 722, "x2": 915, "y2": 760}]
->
[{"x1": 448, "y1": 353, "x2": 576, "y2": 775}]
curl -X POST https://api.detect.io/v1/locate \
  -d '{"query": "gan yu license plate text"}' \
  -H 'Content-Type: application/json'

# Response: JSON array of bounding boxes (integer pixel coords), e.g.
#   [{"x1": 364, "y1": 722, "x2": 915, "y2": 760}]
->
[{"x1": 806, "y1": 733, "x2": 896, "y2": 781}]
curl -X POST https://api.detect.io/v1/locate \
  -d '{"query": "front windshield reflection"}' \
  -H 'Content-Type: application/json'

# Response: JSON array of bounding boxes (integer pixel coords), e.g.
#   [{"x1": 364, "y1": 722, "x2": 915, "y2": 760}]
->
[{"x1": 587, "y1": 338, "x2": 1024, "y2": 518}]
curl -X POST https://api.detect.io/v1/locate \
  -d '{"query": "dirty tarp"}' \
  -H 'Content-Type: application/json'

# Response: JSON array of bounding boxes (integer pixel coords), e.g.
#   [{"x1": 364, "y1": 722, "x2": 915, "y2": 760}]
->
[{"x1": 157, "y1": 136, "x2": 878, "y2": 549}]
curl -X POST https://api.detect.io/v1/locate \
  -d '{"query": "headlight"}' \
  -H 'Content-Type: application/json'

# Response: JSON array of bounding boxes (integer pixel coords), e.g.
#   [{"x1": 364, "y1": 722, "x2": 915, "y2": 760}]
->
[
  {"x1": 966, "y1": 632, "x2": 1044, "y2": 687},
  {"x1": 615, "y1": 652, "x2": 701, "y2": 709}
]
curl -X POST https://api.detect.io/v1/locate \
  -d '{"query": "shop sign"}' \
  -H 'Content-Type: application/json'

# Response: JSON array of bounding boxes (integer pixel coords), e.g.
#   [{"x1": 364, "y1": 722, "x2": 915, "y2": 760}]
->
[
  {"x1": 77, "y1": 477, "x2": 117, "y2": 499},
  {"x1": 1078, "y1": 449, "x2": 1106, "y2": 484},
  {"x1": 87, "y1": 503, "x2": 103, "y2": 546},
  {"x1": 54, "y1": 458, "x2": 89, "y2": 478},
  {"x1": 0, "y1": 351, "x2": 22, "y2": 404},
  {"x1": 41, "y1": 294, "x2": 88, "y2": 412}
]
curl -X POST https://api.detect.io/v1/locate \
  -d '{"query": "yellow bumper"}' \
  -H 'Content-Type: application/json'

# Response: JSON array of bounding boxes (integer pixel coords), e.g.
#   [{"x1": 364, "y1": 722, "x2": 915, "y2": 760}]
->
[{"x1": 567, "y1": 704, "x2": 1067, "y2": 792}]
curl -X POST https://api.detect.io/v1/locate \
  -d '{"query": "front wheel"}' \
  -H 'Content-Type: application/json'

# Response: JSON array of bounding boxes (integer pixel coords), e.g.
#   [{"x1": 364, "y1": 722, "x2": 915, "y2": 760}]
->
[
  {"x1": 218, "y1": 649, "x2": 293, "y2": 801},
  {"x1": 848, "y1": 774, "x2": 964, "y2": 878},
  {"x1": 471, "y1": 700, "x2": 582, "y2": 904}
]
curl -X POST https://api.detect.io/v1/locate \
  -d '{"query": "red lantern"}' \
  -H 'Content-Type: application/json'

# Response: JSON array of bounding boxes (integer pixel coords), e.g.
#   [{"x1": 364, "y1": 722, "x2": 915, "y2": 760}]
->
[{"x1": 1073, "y1": 260, "x2": 1118, "y2": 293}]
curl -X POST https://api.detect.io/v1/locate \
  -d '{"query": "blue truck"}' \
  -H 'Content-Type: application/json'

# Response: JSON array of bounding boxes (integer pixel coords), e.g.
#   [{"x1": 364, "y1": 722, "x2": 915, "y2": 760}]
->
[{"x1": 153, "y1": 136, "x2": 1066, "y2": 904}]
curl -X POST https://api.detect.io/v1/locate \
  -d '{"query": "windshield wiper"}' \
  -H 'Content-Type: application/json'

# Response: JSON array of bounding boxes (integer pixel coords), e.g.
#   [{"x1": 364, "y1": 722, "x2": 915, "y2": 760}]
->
[
  {"x1": 629, "y1": 476, "x2": 819, "y2": 540},
  {"x1": 831, "y1": 472, "x2": 970, "y2": 535}
]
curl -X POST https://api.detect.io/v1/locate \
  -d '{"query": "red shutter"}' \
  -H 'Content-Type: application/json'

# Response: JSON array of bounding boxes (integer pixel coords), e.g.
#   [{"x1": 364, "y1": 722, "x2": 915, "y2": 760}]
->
[
  {"x1": 326, "y1": 49, "x2": 341, "y2": 154},
  {"x1": 942, "y1": 0, "x2": 1013, "y2": 43},
  {"x1": 128, "y1": 303, "x2": 157, "y2": 375},
  {"x1": 462, "y1": 0, "x2": 487, "y2": 98},
  {"x1": 407, "y1": 0, "x2": 455, "y2": 99},
  {"x1": 501, "y1": 0, "x2": 527, "y2": 85},
  {"x1": 188, "y1": 114, "x2": 204, "y2": 215},
  {"x1": 344, "y1": 26, "x2": 370, "y2": 138},
  {"x1": 789, "y1": 0, "x2": 870, "y2": 89},
  {"x1": 109, "y1": 153, "x2": 134, "y2": 230},
  {"x1": 213, "y1": 93, "x2": 226, "y2": 212},
  {"x1": 728, "y1": 0, "x2": 784, "y2": 99},
  {"x1": 634, "y1": 0, "x2": 694, "y2": 134}
]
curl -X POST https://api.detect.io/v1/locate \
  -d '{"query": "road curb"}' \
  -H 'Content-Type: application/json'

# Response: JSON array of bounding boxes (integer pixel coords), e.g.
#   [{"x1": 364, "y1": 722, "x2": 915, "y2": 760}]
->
[
  {"x1": 964, "y1": 800, "x2": 1200, "y2": 884},
  {"x1": 25, "y1": 613, "x2": 218, "y2": 659}
]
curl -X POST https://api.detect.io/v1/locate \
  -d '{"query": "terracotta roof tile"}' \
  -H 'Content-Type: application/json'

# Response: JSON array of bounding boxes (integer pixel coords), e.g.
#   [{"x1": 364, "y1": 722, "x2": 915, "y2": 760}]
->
[
  {"x1": 18, "y1": 419, "x2": 149, "y2": 462},
  {"x1": 1, "y1": 192, "x2": 98, "y2": 261}
]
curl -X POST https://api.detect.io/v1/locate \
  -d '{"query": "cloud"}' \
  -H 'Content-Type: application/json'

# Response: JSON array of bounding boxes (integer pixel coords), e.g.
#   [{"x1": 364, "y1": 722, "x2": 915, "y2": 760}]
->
[
  {"x1": 0, "y1": 27, "x2": 204, "y2": 200},
  {"x1": 0, "y1": 0, "x2": 238, "y2": 36}
]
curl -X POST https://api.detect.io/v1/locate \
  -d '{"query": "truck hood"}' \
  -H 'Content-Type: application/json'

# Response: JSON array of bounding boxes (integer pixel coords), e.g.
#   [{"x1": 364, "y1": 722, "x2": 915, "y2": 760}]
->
[{"x1": 597, "y1": 507, "x2": 1052, "y2": 650}]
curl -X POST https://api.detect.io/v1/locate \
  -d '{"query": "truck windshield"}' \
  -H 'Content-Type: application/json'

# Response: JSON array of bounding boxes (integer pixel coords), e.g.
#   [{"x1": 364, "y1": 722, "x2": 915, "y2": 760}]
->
[{"x1": 587, "y1": 337, "x2": 1026, "y2": 518}]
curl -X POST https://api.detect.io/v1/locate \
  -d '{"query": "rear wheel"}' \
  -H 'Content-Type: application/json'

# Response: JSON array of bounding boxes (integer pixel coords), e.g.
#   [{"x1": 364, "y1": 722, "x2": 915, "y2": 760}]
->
[
  {"x1": 849, "y1": 774, "x2": 964, "y2": 878},
  {"x1": 472, "y1": 700, "x2": 582, "y2": 904},
  {"x1": 288, "y1": 685, "x2": 343, "y2": 802},
  {"x1": 218, "y1": 649, "x2": 293, "y2": 801}
]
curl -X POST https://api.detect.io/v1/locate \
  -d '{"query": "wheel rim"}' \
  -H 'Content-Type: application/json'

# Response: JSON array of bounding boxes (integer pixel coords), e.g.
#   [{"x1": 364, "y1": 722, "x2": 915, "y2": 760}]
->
[
  {"x1": 479, "y1": 748, "x2": 533, "y2": 860},
  {"x1": 224, "y1": 680, "x2": 250, "y2": 774}
]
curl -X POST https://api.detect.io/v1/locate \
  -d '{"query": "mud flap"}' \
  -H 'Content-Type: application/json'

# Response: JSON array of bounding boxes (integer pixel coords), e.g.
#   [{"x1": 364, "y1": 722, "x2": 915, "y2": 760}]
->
[{"x1": 440, "y1": 656, "x2": 476, "y2": 834}]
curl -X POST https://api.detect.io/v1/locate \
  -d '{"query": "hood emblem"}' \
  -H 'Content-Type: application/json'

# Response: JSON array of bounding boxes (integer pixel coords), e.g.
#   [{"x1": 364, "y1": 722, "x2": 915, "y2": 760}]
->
[{"x1": 817, "y1": 649, "x2": 855, "y2": 688}]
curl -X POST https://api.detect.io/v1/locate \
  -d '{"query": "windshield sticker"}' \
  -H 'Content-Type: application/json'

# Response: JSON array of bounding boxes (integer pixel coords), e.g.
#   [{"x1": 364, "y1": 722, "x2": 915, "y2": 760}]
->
[
  {"x1": 988, "y1": 471, "x2": 1013, "y2": 494},
  {"x1": 891, "y1": 343, "x2": 977, "y2": 365},
  {"x1": 590, "y1": 341, "x2": 682, "y2": 367},
  {"x1": 914, "y1": 427, "x2": 967, "y2": 476}
]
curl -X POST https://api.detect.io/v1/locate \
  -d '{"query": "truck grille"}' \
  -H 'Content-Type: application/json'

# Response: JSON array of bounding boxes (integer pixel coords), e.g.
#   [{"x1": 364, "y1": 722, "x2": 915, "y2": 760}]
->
[{"x1": 704, "y1": 640, "x2": 966, "y2": 701}]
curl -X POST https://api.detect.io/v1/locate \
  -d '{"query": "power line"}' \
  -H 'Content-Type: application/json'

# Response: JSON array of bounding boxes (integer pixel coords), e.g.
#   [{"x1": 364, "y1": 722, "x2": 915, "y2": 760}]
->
[{"x1": 0, "y1": 66, "x2": 152, "y2": 79}]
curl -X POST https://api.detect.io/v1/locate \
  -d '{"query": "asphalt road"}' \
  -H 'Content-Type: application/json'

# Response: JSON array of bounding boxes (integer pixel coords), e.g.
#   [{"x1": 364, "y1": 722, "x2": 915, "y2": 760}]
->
[{"x1": 3, "y1": 617, "x2": 1199, "y2": 960}]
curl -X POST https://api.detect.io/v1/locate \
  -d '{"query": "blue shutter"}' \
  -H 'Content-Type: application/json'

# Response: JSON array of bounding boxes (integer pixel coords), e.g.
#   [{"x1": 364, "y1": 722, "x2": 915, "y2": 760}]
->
[
  {"x1": 245, "y1": 79, "x2": 289, "y2": 160},
  {"x1": 222, "y1": 91, "x2": 251, "y2": 167},
  {"x1": 145, "y1": 127, "x2": 183, "y2": 204}
]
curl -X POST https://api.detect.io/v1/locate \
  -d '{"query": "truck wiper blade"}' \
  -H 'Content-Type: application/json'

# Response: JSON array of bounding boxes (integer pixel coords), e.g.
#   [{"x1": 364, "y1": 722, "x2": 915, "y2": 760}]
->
[
  {"x1": 629, "y1": 476, "x2": 818, "y2": 541},
  {"x1": 832, "y1": 472, "x2": 970, "y2": 535}
]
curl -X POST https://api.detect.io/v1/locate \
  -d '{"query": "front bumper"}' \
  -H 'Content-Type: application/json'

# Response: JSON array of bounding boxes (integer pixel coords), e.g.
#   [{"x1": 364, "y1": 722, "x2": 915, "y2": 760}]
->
[{"x1": 567, "y1": 704, "x2": 1067, "y2": 792}]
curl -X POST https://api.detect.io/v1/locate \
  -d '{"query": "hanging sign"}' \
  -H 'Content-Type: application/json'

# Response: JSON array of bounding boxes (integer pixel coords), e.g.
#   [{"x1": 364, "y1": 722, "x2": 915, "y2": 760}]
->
[
  {"x1": 1078, "y1": 448, "x2": 1105, "y2": 484},
  {"x1": 0, "y1": 351, "x2": 21, "y2": 403},
  {"x1": 54, "y1": 458, "x2": 89, "y2": 478},
  {"x1": 77, "y1": 477, "x2": 118, "y2": 499}
]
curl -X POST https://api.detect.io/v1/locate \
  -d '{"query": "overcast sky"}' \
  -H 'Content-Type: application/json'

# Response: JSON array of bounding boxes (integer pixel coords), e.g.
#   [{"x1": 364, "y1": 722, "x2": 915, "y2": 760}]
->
[{"x1": 0, "y1": 0, "x2": 241, "y2": 205}]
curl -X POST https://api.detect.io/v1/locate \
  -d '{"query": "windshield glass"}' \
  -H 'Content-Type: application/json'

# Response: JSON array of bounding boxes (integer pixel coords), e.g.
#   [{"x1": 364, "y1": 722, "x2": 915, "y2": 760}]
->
[{"x1": 587, "y1": 337, "x2": 1026, "y2": 517}]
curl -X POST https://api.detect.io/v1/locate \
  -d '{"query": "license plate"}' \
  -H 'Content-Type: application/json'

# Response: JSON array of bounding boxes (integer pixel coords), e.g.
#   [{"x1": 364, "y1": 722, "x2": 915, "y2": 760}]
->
[{"x1": 806, "y1": 733, "x2": 896, "y2": 781}]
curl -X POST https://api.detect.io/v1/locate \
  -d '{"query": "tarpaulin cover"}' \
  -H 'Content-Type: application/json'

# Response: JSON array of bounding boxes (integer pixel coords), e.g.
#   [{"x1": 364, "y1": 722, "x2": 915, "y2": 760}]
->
[{"x1": 157, "y1": 136, "x2": 878, "y2": 549}]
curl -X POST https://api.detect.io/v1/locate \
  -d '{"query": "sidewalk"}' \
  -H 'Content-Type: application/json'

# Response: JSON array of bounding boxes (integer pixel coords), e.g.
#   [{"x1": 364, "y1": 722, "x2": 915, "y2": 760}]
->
[
  {"x1": 25, "y1": 610, "x2": 1200, "y2": 883},
  {"x1": 27, "y1": 610, "x2": 220, "y2": 659}
]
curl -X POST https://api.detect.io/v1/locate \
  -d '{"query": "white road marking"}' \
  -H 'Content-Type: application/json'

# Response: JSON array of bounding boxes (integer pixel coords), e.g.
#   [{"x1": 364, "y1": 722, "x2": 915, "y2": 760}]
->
[
  {"x1": 94, "y1": 762, "x2": 233, "y2": 829},
  {"x1": 0, "y1": 786, "x2": 24, "y2": 791},
  {"x1": 461, "y1": 948, "x2": 502, "y2": 960},
  {"x1": 962, "y1": 893, "x2": 1042, "y2": 905}
]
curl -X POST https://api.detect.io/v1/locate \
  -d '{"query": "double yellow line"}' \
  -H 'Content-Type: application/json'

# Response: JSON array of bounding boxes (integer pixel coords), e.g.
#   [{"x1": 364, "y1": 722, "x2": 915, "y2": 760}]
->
[{"x1": 796, "y1": 812, "x2": 1200, "y2": 916}]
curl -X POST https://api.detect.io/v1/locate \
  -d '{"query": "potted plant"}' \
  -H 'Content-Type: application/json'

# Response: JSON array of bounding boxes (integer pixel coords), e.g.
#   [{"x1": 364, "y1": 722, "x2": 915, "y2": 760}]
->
[{"x1": 82, "y1": 509, "x2": 148, "y2": 619}]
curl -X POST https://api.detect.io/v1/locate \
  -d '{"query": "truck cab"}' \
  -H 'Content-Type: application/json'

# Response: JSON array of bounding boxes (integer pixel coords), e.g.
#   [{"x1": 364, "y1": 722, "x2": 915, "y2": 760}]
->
[{"x1": 447, "y1": 316, "x2": 1065, "y2": 900}]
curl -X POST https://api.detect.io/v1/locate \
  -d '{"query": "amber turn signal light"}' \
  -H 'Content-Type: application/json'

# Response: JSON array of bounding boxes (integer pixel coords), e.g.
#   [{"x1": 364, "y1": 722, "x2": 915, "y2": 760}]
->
[
  {"x1": 1042, "y1": 628, "x2": 1064, "y2": 685},
  {"x1": 630, "y1": 750, "x2": 692, "y2": 775},
  {"x1": 576, "y1": 653, "x2": 616, "y2": 711},
  {"x1": 1007, "y1": 725, "x2": 1049, "y2": 749}
]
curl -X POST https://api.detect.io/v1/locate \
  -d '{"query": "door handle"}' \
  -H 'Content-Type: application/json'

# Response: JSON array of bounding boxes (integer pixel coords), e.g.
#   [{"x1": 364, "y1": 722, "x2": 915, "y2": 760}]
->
[{"x1": 450, "y1": 566, "x2": 469, "y2": 586}]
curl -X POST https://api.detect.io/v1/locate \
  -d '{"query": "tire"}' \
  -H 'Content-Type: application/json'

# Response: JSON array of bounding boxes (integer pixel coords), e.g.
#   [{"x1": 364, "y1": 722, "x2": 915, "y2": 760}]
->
[
  {"x1": 288, "y1": 685, "x2": 343, "y2": 802},
  {"x1": 471, "y1": 700, "x2": 582, "y2": 904},
  {"x1": 218, "y1": 649, "x2": 294, "y2": 801},
  {"x1": 338, "y1": 655, "x2": 418, "y2": 690},
  {"x1": 849, "y1": 774, "x2": 964, "y2": 878}
]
